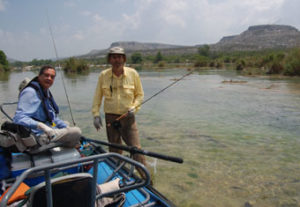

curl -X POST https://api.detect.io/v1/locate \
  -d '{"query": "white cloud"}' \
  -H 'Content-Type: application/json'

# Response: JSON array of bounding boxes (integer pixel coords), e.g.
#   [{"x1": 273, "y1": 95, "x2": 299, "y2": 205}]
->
[
  {"x1": 64, "y1": 1, "x2": 77, "y2": 8},
  {"x1": 80, "y1": 10, "x2": 92, "y2": 17},
  {"x1": 0, "y1": 0, "x2": 6, "y2": 11},
  {"x1": 72, "y1": 32, "x2": 84, "y2": 40},
  {"x1": 159, "y1": 0, "x2": 187, "y2": 27},
  {"x1": 0, "y1": 29, "x2": 52, "y2": 61},
  {"x1": 242, "y1": 0, "x2": 285, "y2": 11},
  {"x1": 122, "y1": 13, "x2": 140, "y2": 29},
  {"x1": 92, "y1": 14, "x2": 103, "y2": 23},
  {"x1": 2, "y1": 0, "x2": 300, "y2": 61}
]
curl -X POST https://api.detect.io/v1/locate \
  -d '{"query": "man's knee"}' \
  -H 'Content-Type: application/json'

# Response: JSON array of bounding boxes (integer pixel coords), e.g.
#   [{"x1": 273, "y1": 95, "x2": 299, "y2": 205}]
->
[{"x1": 50, "y1": 127, "x2": 82, "y2": 148}]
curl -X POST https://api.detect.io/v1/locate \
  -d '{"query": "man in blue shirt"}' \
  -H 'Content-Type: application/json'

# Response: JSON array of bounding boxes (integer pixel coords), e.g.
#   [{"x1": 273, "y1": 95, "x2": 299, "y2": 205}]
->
[{"x1": 13, "y1": 65, "x2": 81, "y2": 148}]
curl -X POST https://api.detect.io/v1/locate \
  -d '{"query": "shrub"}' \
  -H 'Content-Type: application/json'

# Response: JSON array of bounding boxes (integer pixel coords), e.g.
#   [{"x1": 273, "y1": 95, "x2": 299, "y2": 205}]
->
[
  {"x1": 216, "y1": 62, "x2": 223, "y2": 68},
  {"x1": 131, "y1": 52, "x2": 143, "y2": 64},
  {"x1": 194, "y1": 55, "x2": 209, "y2": 67},
  {"x1": 158, "y1": 61, "x2": 166, "y2": 68},
  {"x1": 236, "y1": 59, "x2": 246, "y2": 70},
  {"x1": 281, "y1": 49, "x2": 300, "y2": 76},
  {"x1": 64, "y1": 57, "x2": 89, "y2": 73},
  {"x1": 198, "y1": 45, "x2": 210, "y2": 57},
  {"x1": 267, "y1": 62, "x2": 284, "y2": 74},
  {"x1": 0, "y1": 50, "x2": 9, "y2": 72}
]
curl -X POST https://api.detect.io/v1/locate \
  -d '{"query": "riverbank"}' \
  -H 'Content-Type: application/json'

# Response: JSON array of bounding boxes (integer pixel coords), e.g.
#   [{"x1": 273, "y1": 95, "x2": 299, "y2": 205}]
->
[{"x1": 4, "y1": 47, "x2": 300, "y2": 78}]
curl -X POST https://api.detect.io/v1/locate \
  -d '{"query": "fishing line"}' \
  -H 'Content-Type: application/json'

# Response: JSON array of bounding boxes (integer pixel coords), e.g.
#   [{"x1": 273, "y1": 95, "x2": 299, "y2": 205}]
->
[
  {"x1": 108, "y1": 70, "x2": 194, "y2": 126},
  {"x1": 46, "y1": 11, "x2": 76, "y2": 126},
  {"x1": 139, "y1": 70, "x2": 193, "y2": 108}
]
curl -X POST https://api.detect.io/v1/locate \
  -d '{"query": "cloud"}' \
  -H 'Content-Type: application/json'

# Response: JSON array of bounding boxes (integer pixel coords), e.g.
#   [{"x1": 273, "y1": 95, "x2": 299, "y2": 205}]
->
[
  {"x1": 0, "y1": 29, "x2": 52, "y2": 61},
  {"x1": 92, "y1": 14, "x2": 103, "y2": 22},
  {"x1": 2, "y1": 0, "x2": 300, "y2": 61},
  {"x1": 80, "y1": 10, "x2": 92, "y2": 17},
  {"x1": 75, "y1": 0, "x2": 294, "y2": 47},
  {"x1": 0, "y1": 0, "x2": 6, "y2": 11},
  {"x1": 72, "y1": 32, "x2": 84, "y2": 40},
  {"x1": 64, "y1": 1, "x2": 77, "y2": 8},
  {"x1": 159, "y1": 0, "x2": 188, "y2": 27},
  {"x1": 241, "y1": 0, "x2": 284, "y2": 11}
]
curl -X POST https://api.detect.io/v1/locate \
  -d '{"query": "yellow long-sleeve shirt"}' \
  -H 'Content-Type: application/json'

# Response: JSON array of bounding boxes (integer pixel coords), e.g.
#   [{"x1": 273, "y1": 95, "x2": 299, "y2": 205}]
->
[{"x1": 92, "y1": 67, "x2": 144, "y2": 116}]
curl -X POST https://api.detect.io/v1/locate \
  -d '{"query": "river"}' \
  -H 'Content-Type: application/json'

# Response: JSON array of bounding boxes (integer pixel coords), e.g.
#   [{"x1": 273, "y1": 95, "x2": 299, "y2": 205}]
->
[{"x1": 1, "y1": 68, "x2": 300, "y2": 207}]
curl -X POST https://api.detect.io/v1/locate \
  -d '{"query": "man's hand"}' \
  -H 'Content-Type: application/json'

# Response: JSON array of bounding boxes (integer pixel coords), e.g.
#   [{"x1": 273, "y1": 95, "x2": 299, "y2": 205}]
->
[
  {"x1": 93, "y1": 116, "x2": 102, "y2": 131},
  {"x1": 37, "y1": 122, "x2": 55, "y2": 138},
  {"x1": 127, "y1": 107, "x2": 135, "y2": 118}
]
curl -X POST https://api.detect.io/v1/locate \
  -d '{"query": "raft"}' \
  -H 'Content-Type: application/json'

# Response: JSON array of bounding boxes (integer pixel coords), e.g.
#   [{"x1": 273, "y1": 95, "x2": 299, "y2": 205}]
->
[{"x1": 0, "y1": 103, "x2": 181, "y2": 207}]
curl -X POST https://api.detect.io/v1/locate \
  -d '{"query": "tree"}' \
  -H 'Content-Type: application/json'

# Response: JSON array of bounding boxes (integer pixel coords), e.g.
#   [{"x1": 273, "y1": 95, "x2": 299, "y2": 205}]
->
[
  {"x1": 64, "y1": 57, "x2": 89, "y2": 73},
  {"x1": 194, "y1": 55, "x2": 209, "y2": 67},
  {"x1": 154, "y1": 51, "x2": 163, "y2": 63},
  {"x1": 30, "y1": 58, "x2": 53, "y2": 66},
  {"x1": 0, "y1": 50, "x2": 9, "y2": 72},
  {"x1": 198, "y1": 45, "x2": 210, "y2": 57},
  {"x1": 131, "y1": 52, "x2": 143, "y2": 64}
]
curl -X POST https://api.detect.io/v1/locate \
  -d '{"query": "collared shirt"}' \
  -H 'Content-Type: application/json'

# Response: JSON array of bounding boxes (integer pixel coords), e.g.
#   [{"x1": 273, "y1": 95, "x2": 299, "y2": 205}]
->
[
  {"x1": 13, "y1": 86, "x2": 67, "y2": 136},
  {"x1": 92, "y1": 67, "x2": 144, "y2": 116}
]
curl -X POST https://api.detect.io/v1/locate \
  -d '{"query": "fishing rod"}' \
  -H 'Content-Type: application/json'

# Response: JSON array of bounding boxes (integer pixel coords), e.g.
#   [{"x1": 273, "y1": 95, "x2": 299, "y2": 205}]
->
[
  {"x1": 81, "y1": 137, "x2": 184, "y2": 164},
  {"x1": 46, "y1": 12, "x2": 76, "y2": 126},
  {"x1": 107, "y1": 70, "x2": 193, "y2": 127}
]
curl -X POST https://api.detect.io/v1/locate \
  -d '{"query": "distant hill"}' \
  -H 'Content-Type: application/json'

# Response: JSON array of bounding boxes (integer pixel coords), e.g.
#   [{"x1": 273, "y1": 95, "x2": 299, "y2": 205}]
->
[
  {"x1": 6, "y1": 24, "x2": 300, "y2": 62},
  {"x1": 210, "y1": 24, "x2": 300, "y2": 51},
  {"x1": 78, "y1": 41, "x2": 189, "y2": 59},
  {"x1": 77, "y1": 24, "x2": 300, "y2": 59}
]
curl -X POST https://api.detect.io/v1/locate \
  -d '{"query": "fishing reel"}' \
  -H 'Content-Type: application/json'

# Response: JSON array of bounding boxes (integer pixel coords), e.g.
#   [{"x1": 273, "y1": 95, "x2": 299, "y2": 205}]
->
[{"x1": 112, "y1": 120, "x2": 121, "y2": 129}]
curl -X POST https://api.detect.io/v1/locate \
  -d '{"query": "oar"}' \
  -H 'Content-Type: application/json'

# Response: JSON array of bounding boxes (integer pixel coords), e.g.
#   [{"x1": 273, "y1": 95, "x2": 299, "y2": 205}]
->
[{"x1": 81, "y1": 137, "x2": 184, "y2": 164}]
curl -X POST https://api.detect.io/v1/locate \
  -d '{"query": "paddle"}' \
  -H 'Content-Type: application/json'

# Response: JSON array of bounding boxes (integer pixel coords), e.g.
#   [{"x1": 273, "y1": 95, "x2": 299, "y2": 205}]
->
[{"x1": 81, "y1": 137, "x2": 184, "y2": 164}]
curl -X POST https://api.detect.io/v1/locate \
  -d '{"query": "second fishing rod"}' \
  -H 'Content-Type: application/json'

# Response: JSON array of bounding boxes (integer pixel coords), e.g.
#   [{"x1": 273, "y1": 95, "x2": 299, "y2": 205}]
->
[{"x1": 107, "y1": 70, "x2": 193, "y2": 128}]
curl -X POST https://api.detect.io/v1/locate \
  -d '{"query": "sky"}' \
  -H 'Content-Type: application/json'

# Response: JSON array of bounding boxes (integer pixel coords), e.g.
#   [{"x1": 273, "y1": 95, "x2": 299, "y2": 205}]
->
[{"x1": 0, "y1": 0, "x2": 300, "y2": 61}]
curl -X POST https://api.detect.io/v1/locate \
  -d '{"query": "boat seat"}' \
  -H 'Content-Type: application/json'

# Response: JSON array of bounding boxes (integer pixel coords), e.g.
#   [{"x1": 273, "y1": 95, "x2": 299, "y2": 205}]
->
[
  {"x1": 27, "y1": 173, "x2": 94, "y2": 207},
  {"x1": 26, "y1": 142, "x2": 63, "y2": 154},
  {"x1": 0, "y1": 121, "x2": 63, "y2": 154}
]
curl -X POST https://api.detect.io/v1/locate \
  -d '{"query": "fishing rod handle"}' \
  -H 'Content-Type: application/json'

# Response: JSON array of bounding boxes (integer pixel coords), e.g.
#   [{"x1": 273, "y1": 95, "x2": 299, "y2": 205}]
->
[
  {"x1": 142, "y1": 150, "x2": 184, "y2": 164},
  {"x1": 82, "y1": 137, "x2": 184, "y2": 163},
  {"x1": 106, "y1": 112, "x2": 129, "y2": 127}
]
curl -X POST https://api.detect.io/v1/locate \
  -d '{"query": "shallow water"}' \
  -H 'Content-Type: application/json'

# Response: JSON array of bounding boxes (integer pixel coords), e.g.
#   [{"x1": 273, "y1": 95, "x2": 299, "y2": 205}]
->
[{"x1": 1, "y1": 69, "x2": 300, "y2": 206}]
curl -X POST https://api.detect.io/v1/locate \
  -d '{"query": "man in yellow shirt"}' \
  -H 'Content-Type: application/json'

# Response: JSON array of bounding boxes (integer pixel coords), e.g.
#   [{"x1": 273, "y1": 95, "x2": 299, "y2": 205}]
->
[{"x1": 92, "y1": 47, "x2": 147, "y2": 178}]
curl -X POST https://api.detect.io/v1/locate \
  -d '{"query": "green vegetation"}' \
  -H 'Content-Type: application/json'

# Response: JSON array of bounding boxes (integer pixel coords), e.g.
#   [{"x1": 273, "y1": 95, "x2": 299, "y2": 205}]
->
[
  {"x1": 0, "y1": 50, "x2": 9, "y2": 72},
  {"x1": 29, "y1": 58, "x2": 53, "y2": 66},
  {"x1": 4, "y1": 46, "x2": 300, "y2": 76},
  {"x1": 154, "y1": 51, "x2": 163, "y2": 63},
  {"x1": 284, "y1": 49, "x2": 300, "y2": 76},
  {"x1": 63, "y1": 57, "x2": 89, "y2": 73},
  {"x1": 130, "y1": 52, "x2": 143, "y2": 64},
  {"x1": 198, "y1": 44, "x2": 210, "y2": 57}
]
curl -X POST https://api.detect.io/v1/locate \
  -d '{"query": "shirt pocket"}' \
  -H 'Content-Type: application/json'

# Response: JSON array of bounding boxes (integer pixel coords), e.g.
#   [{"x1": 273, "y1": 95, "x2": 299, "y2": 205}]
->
[
  {"x1": 123, "y1": 84, "x2": 135, "y2": 99},
  {"x1": 102, "y1": 85, "x2": 112, "y2": 98}
]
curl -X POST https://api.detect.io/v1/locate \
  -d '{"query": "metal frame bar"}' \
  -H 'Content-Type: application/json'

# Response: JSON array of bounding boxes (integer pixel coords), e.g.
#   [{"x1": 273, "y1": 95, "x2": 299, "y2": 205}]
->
[
  {"x1": 0, "y1": 102, "x2": 18, "y2": 121},
  {"x1": 0, "y1": 152, "x2": 150, "y2": 207}
]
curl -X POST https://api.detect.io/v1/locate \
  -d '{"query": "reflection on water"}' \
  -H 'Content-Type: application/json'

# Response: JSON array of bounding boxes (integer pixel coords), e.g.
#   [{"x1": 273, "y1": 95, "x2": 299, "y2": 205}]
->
[
  {"x1": 0, "y1": 72, "x2": 10, "y2": 81},
  {"x1": 1, "y1": 69, "x2": 300, "y2": 206}
]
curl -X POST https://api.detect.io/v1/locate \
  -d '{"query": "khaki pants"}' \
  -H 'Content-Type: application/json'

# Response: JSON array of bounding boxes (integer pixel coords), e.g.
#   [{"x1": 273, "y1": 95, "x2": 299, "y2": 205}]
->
[
  {"x1": 39, "y1": 127, "x2": 81, "y2": 148},
  {"x1": 105, "y1": 114, "x2": 148, "y2": 179}
]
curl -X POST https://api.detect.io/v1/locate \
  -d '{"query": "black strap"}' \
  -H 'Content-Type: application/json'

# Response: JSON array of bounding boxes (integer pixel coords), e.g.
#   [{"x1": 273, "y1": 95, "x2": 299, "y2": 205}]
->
[{"x1": 23, "y1": 78, "x2": 59, "y2": 124}]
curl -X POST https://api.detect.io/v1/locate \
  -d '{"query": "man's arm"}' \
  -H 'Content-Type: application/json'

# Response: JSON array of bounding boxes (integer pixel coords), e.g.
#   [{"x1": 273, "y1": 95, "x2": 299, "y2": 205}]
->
[
  {"x1": 92, "y1": 74, "x2": 104, "y2": 117},
  {"x1": 13, "y1": 87, "x2": 40, "y2": 129},
  {"x1": 133, "y1": 72, "x2": 144, "y2": 113}
]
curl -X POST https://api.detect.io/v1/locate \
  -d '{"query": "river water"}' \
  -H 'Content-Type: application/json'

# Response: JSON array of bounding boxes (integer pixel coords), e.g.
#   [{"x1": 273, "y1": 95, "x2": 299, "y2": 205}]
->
[{"x1": 1, "y1": 69, "x2": 300, "y2": 207}]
